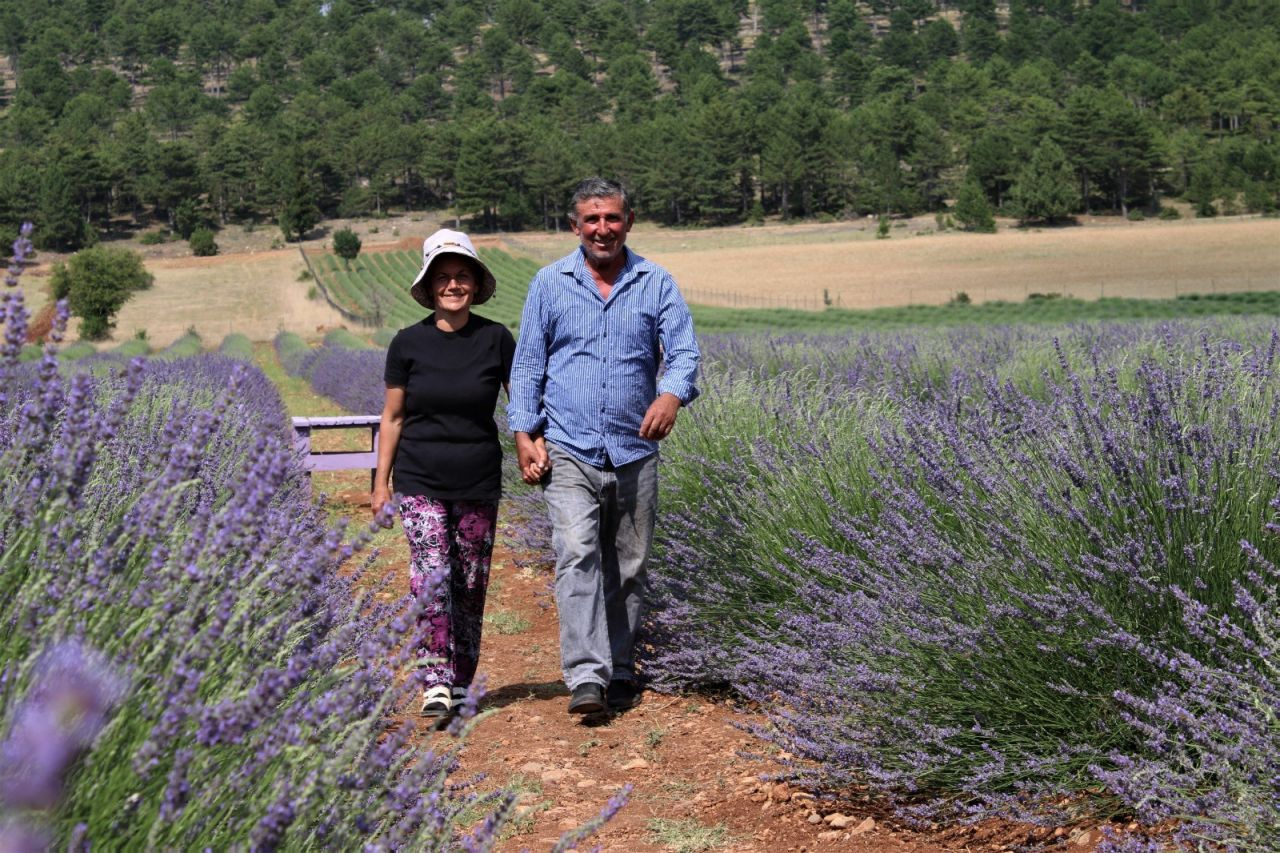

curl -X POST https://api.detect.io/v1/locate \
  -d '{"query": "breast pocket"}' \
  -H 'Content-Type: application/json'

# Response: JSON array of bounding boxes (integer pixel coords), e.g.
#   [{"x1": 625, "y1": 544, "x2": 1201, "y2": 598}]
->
[{"x1": 617, "y1": 306, "x2": 658, "y2": 352}]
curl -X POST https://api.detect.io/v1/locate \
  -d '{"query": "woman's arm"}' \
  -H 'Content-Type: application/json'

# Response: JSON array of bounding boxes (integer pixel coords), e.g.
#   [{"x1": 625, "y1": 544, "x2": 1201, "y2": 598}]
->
[{"x1": 372, "y1": 384, "x2": 406, "y2": 524}]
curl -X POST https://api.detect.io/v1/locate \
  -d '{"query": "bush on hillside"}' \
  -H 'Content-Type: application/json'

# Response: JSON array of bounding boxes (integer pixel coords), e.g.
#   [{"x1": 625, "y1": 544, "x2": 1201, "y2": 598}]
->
[
  {"x1": 333, "y1": 228, "x2": 361, "y2": 264},
  {"x1": 189, "y1": 228, "x2": 218, "y2": 256}
]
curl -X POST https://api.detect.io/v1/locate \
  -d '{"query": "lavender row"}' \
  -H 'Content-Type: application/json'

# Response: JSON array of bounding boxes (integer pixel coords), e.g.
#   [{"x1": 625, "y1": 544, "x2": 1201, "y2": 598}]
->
[
  {"x1": 0, "y1": 242, "x2": 522, "y2": 848},
  {"x1": 647, "y1": 319, "x2": 1280, "y2": 849},
  {"x1": 274, "y1": 330, "x2": 386, "y2": 415}
]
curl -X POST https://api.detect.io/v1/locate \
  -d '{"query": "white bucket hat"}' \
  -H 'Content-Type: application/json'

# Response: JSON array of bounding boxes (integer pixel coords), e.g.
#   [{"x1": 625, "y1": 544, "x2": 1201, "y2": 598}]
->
[{"x1": 409, "y1": 229, "x2": 497, "y2": 308}]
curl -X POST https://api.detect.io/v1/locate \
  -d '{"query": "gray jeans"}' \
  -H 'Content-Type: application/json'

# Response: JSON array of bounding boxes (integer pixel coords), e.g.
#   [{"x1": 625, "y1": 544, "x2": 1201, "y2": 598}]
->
[{"x1": 543, "y1": 443, "x2": 658, "y2": 690}]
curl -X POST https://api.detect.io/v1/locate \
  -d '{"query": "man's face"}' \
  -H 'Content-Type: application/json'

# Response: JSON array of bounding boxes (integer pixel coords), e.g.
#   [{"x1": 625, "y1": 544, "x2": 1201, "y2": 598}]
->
[{"x1": 570, "y1": 195, "x2": 633, "y2": 268}]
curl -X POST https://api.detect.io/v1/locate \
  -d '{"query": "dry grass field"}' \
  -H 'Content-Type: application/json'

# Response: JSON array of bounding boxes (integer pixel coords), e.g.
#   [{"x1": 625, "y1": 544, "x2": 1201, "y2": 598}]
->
[
  {"x1": 109, "y1": 249, "x2": 348, "y2": 347},
  {"x1": 504, "y1": 215, "x2": 1280, "y2": 311}
]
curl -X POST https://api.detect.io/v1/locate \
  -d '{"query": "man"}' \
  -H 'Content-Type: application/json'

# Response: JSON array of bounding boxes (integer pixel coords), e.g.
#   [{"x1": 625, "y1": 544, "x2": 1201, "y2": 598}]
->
[{"x1": 508, "y1": 177, "x2": 700, "y2": 715}]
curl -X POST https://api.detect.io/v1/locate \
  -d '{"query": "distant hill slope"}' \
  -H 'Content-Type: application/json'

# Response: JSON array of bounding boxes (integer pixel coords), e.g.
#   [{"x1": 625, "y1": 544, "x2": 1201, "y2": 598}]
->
[{"x1": 2, "y1": 0, "x2": 1277, "y2": 251}]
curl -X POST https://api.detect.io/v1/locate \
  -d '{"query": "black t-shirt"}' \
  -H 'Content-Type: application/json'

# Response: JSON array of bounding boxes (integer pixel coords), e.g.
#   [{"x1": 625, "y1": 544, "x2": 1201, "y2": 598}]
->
[{"x1": 384, "y1": 314, "x2": 515, "y2": 500}]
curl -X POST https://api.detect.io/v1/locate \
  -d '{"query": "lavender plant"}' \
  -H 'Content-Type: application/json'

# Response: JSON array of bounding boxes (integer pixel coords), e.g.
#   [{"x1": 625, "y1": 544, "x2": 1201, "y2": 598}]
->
[
  {"x1": 307, "y1": 345, "x2": 386, "y2": 414},
  {"x1": 217, "y1": 332, "x2": 254, "y2": 361},
  {"x1": 157, "y1": 329, "x2": 203, "y2": 359},
  {"x1": 647, "y1": 321, "x2": 1280, "y2": 843},
  {"x1": 273, "y1": 330, "x2": 384, "y2": 414},
  {"x1": 273, "y1": 330, "x2": 315, "y2": 378}
]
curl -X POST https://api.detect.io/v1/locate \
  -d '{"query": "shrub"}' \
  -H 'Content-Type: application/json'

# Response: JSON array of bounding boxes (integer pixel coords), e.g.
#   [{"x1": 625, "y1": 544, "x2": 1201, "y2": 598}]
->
[
  {"x1": 139, "y1": 231, "x2": 170, "y2": 245},
  {"x1": 189, "y1": 228, "x2": 218, "y2": 257},
  {"x1": 273, "y1": 330, "x2": 314, "y2": 377},
  {"x1": 50, "y1": 246, "x2": 154, "y2": 341},
  {"x1": 112, "y1": 338, "x2": 151, "y2": 358},
  {"x1": 333, "y1": 227, "x2": 362, "y2": 264},
  {"x1": 58, "y1": 341, "x2": 97, "y2": 360},
  {"x1": 158, "y1": 329, "x2": 203, "y2": 359},
  {"x1": 0, "y1": 349, "x2": 520, "y2": 847},
  {"x1": 307, "y1": 346, "x2": 385, "y2": 414},
  {"x1": 1158, "y1": 206, "x2": 1182, "y2": 220},
  {"x1": 173, "y1": 198, "x2": 204, "y2": 239},
  {"x1": 323, "y1": 327, "x2": 373, "y2": 349}
]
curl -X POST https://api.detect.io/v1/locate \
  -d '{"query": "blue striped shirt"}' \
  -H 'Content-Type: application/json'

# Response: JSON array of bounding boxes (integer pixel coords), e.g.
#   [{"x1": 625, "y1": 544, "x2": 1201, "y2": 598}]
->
[{"x1": 508, "y1": 247, "x2": 700, "y2": 468}]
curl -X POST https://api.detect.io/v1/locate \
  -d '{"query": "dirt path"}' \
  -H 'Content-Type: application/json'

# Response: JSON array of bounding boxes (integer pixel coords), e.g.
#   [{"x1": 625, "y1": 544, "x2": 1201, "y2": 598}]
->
[{"x1": 315, "y1": 487, "x2": 1103, "y2": 853}]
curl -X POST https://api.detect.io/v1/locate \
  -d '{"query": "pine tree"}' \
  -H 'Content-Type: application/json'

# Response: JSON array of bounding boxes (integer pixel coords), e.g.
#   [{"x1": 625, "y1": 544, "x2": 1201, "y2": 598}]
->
[
  {"x1": 1009, "y1": 140, "x2": 1081, "y2": 225},
  {"x1": 954, "y1": 179, "x2": 996, "y2": 232}
]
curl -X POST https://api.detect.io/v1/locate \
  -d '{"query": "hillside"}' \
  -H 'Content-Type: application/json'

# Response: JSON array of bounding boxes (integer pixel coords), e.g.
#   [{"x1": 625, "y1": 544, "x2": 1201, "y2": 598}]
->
[{"x1": 1, "y1": 0, "x2": 1278, "y2": 257}]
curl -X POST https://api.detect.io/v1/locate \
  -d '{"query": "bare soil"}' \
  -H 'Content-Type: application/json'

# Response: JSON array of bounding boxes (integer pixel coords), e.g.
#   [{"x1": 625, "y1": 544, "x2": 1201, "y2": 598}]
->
[{"x1": 314, "y1": 480, "x2": 1119, "y2": 853}]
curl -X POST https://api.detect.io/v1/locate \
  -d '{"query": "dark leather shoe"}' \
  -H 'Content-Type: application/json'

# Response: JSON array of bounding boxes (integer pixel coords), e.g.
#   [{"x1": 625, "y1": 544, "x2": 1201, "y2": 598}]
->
[
  {"x1": 568, "y1": 682, "x2": 605, "y2": 714},
  {"x1": 607, "y1": 679, "x2": 641, "y2": 710}
]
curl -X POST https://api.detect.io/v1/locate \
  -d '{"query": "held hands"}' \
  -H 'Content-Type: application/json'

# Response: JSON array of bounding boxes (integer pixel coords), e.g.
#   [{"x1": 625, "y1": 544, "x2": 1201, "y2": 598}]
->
[
  {"x1": 371, "y1": 486, "x2": 396, "y2": 528},
  {"x1": 639, "y1": 393, "x2": 682, "y2": 441},
  {"x1": 516, "y1": 433, "x2": 551, "y2": 485},
  {"x1": 514, "y1": 395, "x2": 678, "y2": 486}
]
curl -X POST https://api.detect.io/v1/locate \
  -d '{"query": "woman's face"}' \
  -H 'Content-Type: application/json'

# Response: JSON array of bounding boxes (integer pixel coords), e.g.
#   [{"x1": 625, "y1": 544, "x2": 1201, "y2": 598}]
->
[{"x1": 430, "y1": 256, "x2": 477, "y2": 312}]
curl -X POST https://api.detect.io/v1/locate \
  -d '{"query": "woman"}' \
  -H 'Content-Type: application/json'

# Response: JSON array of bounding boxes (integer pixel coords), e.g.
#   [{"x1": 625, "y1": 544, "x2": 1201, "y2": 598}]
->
[{"x1": 373, "y1": 228, "x2": 519, "y2": 720}]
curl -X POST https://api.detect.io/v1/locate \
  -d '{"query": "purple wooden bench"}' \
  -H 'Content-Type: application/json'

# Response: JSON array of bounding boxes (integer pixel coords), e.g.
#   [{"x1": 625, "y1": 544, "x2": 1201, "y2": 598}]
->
[{"x1": 292, "y1": 415, "x2": 381, "y2": 490}]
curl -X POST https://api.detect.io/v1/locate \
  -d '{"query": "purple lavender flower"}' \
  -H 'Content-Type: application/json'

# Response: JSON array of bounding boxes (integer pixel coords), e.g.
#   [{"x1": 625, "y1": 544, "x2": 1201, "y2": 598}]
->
[{"x1": 0, "y1": 642, "x2": 126, "y2": 811}]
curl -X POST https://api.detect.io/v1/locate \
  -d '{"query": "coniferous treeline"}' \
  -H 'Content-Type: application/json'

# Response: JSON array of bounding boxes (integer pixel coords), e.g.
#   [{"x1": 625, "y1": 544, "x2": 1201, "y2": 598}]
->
[{"x1": 0, "y1": 0, "x2": 1277, "y2": 251}]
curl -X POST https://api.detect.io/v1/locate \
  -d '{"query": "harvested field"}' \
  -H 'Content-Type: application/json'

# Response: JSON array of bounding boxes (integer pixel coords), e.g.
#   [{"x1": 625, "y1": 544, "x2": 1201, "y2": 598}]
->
[
  {"x1": 503, "y1": 216, "x2": 1280, "y2": 311},
  {"x1": 109, "y1": 249, "x2": 349, "y2": 347}
]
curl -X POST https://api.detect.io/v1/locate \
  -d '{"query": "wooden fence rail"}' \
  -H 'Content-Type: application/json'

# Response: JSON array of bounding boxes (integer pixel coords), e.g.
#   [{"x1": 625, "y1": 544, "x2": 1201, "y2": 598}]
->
[{"x1": 292, "y1": 415, "x2": 381, "y2": 490}]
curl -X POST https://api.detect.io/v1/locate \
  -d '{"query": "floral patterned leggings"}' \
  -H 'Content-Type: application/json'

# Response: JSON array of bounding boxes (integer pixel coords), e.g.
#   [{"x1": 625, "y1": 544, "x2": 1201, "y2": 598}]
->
[{"x1": 399, "y1": 495, "x2": 498, "y2": 690}]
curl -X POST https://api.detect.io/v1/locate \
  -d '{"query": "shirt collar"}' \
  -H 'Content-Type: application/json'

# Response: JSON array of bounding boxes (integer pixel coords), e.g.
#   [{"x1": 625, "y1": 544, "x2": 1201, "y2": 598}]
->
[{"x1": 559, "y1": 246, "x2": 649, "y2": 289}]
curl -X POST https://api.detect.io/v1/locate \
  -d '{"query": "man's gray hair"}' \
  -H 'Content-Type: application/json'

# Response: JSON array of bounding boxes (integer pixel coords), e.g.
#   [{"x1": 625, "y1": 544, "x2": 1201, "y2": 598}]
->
[{"x1": 567, "y1": 177, "x2": 632, "y2": 223}]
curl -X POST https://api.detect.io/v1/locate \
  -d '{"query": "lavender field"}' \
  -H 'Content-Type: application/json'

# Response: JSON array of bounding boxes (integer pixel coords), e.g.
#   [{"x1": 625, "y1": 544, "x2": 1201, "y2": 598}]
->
[
  {"x1": 258, "y1": 310, "x2": 1280, "y2": 848},
  {"x1": 647, "y1": 320, "x2": 1280, "y2": 849},
  {"x1": 273, "y1": 313, "x2": 1280, "y2": 847},
  {"x1": 0, "y1": 229, "x2": 539, "y2": 848},
  {"x1": 13, "y1": 227, "x2": 1277, "y2": 848}
]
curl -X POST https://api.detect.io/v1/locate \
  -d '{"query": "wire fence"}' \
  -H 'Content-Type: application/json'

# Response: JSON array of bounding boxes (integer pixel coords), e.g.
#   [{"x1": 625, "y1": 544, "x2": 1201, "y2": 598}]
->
[
  {"x1": 298, "y1": 248, "x2": 379, "y2": 328},
  {"x1": 681, "y1": 277, "x2": 1280, "y2": 312},
  {"x1": 680, "y1": 288, "x2": 832, "y2": 310}
]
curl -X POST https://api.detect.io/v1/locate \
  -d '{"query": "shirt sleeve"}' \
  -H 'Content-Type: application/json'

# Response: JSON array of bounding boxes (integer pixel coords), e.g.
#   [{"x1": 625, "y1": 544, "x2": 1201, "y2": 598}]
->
[
  {"x1": 506, "y1": 275, "x2": 549, "y2": 434},
  {"x1": 656, "y1": 276, "x2": 700, "y2": 405},
  {"x1": 383, "y1": 330, "x2": 408, "y2": 387}
]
